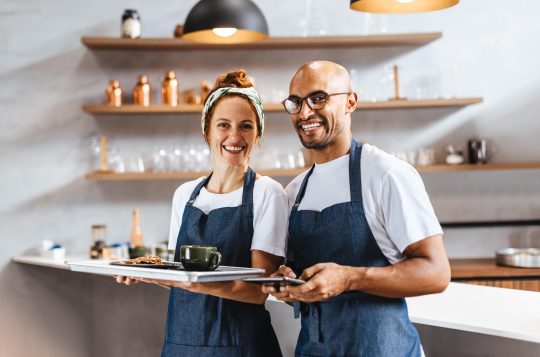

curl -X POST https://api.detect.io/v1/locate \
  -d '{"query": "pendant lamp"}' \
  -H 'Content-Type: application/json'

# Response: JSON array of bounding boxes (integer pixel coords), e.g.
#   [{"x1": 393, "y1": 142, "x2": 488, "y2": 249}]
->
[
  {"x1": 183, "y1": 0, "x2": 269, "y2": 44},
  {"x1": 350, "y1": 0, "x2": 459, "y2": 14}
]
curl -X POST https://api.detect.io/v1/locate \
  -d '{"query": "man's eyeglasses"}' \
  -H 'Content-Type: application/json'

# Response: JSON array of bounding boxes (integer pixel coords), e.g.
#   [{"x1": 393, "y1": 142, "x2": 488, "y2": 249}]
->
[{"x1": 281, "y1": 91, "x2": 352, "y2": 115}]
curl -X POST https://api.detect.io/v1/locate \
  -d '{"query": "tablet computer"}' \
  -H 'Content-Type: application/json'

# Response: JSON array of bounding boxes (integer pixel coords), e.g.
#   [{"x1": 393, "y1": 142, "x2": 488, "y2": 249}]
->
[{"x1": 243, "y1": 277, "x2": 306, "y2": 285}]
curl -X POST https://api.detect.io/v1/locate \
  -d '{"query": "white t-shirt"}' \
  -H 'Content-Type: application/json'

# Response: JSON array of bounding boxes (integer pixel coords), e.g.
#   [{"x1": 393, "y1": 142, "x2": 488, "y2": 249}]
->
[
  {"x1": 168, "y1": 176, "x2": 288, "y2": 258},
  {"x1": 285, "y1": 143, "x2": 443, "y2": 264}
]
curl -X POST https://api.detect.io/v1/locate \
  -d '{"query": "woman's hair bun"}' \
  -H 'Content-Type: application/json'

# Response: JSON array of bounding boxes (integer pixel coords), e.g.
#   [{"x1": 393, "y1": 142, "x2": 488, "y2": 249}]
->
[{"x1": 215, "y1": 69, "x2": 253, "y2": 89}]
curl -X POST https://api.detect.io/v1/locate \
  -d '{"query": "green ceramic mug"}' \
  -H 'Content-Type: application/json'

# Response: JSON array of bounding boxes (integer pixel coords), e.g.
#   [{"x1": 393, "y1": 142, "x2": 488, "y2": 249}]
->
[{"x1": 180, "y1": 245, "x2": 222, "y2": 271}]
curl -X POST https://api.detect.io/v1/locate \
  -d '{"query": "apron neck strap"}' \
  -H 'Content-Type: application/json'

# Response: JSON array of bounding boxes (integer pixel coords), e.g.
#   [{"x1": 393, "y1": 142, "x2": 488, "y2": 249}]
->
[
  {"x1": 241, "y1": 167, "x2": 256, "y2": 206},
  {"x1": 187, "y1": 167, "x2": 256, "y2": 206},
  {"x1": 349, "y1": 139, "x2": 363, "y2": 202},
  {"x1": 292, "y1": 164, "x2": 315, "y2": 208},
  {"x1": 292, "y1": 139, "x2": 363, "y2": 208}
]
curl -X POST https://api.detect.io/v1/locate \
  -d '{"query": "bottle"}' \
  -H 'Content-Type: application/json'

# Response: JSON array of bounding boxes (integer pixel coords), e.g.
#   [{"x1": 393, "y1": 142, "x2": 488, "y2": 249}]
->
[
  {"x1": 130, "y1": 209, "x2": 144, "y2": 248},
  {"x1": 105, "y1": 80, "x2": 122, "y2": 107},
  {"x1": 133, "y1": 75, "x2": 151, "y2": 106},
  {"x1": 89, "y1": 225, "x2": 107, "y2": 259},
  {"x1": 162, "y1": 71, "x2": 179, "y2": 106},
  {"x1": 121, "y1": 9, "x2": 141, "y2": 39}
]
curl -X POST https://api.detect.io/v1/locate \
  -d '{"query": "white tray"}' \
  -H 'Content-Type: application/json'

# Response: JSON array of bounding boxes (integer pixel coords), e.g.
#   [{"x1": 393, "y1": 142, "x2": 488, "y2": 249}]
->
[{"x1": 66, "y1": 259, "x2": 265, "y2": 282}]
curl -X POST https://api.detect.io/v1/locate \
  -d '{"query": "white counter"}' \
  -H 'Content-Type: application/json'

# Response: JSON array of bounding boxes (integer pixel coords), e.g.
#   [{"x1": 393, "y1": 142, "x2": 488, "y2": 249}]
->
[
  {"x1": 406, "y1": 282, "x2": 540, "y2": 343},
  {"x1": 14, "y1": 255, "x2": 540, "y2": 344}
]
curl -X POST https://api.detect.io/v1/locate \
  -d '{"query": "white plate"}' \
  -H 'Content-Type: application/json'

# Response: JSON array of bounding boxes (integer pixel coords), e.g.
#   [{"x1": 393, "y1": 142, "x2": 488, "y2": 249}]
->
[{"x1": 66, "y1": 259, "x2": 265, "y2": 282}]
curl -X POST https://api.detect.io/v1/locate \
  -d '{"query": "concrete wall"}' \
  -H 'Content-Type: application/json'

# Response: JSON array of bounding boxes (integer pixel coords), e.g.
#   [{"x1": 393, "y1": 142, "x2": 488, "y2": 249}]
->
[{"x1": 1, "y1": 0, "x2": 539, "y2": 356}]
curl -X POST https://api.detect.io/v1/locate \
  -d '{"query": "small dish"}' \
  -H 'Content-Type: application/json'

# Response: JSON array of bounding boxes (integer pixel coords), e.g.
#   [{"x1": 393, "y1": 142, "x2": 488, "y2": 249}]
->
[
  {"x1": 110, "y1": 260, "x2": 184, "y2": 270},
  {"x1": 495, "y1": 248, "x2": 540, "y2": 268}
]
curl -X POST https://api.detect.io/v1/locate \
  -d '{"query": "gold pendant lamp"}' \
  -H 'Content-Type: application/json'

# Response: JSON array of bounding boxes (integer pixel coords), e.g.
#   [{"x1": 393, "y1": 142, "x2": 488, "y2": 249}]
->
[{"x1": 350, "y1": 0, "x2": 459, "y2": 13}]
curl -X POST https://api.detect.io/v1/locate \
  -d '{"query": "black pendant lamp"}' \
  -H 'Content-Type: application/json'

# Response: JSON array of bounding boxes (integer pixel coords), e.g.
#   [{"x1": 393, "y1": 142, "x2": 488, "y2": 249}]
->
[
  {"x1": 183, "y1": 0, "x2": 269, "y2": 44},
  {"x1": 350, "y1": 0, "x2": 459, "y2": 14}
]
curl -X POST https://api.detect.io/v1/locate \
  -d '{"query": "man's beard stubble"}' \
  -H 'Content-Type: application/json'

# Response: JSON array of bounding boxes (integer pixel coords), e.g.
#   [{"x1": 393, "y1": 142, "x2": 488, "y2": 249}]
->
[{"x1": 296, "y1": 115, "x2": 344, "y2": 150}]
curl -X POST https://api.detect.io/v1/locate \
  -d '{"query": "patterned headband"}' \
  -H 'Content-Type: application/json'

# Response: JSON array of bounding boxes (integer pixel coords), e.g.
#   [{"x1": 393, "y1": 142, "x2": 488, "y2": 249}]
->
[{"x1": 201, "y1": 87, "x2": 265, "y2": 137}]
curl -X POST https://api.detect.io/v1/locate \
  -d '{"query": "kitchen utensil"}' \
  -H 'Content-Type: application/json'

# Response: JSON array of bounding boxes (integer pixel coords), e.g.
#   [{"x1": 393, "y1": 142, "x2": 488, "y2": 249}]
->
[
  {"x1": 495, "y1": 248, "x2": 540, "y2": 268},
  {"x1": 468, "y1": 139, "x2": 488, "y2": 164}
]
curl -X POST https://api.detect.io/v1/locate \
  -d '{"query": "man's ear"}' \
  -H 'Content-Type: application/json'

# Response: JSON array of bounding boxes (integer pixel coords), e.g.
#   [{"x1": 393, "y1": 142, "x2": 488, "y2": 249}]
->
[{"x1": 345, "y1": 92, "x2": 357, "y2": 114}]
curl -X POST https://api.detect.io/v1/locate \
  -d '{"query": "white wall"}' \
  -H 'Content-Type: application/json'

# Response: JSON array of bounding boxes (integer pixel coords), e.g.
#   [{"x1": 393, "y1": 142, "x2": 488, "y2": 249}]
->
[{"x1": 1, "y1": 0, "x2": 540, "y2": 356}]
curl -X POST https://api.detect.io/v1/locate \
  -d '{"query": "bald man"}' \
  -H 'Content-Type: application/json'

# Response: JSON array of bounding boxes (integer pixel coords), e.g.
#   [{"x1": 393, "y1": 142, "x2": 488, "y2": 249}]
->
[{"x1": 264, "y1": 61, "x2": 450, "y2": 356}]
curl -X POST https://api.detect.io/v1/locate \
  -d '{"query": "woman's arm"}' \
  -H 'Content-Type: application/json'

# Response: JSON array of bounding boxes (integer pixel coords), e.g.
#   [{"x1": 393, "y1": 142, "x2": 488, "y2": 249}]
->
[{"x1": 139, "y1": 250, "x2": 283, "y2": 304}]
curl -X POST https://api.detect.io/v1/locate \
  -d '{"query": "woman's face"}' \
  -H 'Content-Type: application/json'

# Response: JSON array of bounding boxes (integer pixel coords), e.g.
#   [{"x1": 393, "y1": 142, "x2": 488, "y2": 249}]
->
[{"x1": 206, "y1": 96, "x2": 259, "y2": 167}]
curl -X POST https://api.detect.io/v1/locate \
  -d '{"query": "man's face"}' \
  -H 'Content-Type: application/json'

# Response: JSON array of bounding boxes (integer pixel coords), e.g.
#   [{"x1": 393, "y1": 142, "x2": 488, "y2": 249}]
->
[{"x1": 288, "y1": 71, "x2": 349, "y2": 150}]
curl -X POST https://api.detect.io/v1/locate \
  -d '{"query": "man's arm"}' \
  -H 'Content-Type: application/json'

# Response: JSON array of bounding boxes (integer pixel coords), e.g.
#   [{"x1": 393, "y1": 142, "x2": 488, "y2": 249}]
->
[{"x1": 278, "y1": 234, "x2": 450, "y2": 302}]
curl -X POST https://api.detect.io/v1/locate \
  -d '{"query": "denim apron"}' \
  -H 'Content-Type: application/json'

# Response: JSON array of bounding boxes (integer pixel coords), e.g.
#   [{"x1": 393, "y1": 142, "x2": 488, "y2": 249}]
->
[
  {"x1": 288, "y1": 140, "x2": 421, "y2": 357},
  {"x1": 162, "y1": 168, "x2": 282, "y2": 357}
]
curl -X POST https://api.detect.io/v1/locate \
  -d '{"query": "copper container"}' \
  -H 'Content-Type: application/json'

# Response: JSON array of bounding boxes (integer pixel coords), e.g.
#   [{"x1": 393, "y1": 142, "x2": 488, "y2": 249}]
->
[
  {"x1": 105, "y1": 80, "x2": 122, "y2": 107},
  {"x1": 201, "y1": 80, "x2": 212, "y2": 102},
  {"x1": 133, "y1": 75, "x2": 151, "y2": 106},
  {"x1": 162, "y1": 71, "x2": 179, "y2": 106}
]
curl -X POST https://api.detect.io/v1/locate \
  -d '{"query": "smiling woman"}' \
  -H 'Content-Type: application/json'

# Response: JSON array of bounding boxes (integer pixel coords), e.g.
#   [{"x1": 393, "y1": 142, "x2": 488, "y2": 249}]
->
[{"x1": 116, "y1": 69, "x2": 288, "y2": 357}]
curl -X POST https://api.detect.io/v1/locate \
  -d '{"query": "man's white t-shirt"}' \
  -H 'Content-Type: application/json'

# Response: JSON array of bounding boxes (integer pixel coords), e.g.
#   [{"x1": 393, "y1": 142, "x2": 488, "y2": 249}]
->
[
  {"x1": 168, "y1": 176, "x2": 288, "y2": 258},
  {"x1": 285, "y1": 143, "x2": 443, "y2": 264}
]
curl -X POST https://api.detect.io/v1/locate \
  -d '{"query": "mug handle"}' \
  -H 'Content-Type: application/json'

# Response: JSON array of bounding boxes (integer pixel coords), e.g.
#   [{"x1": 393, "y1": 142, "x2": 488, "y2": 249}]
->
[{"x1": 209, "y1": 251, "x2": 222, "y2": 271}]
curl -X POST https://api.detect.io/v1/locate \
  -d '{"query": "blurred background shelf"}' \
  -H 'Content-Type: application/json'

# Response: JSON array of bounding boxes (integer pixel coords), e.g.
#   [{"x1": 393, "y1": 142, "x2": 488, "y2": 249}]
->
[
  {"x1": 85, "y1": 163, "x2": 540, "y2": 181},
  {"x1": 85, "y1": 168, "x2": 307, "y2": 181},
  {"x1": 81, "y1": 33, "x2": 442, "y2": 50},
  {"x1": 82, "y1": 98, "x2": 483, "y2": 115},
  {"x1": 418, "y1": 162, "x2": 540, "y2": 173}
]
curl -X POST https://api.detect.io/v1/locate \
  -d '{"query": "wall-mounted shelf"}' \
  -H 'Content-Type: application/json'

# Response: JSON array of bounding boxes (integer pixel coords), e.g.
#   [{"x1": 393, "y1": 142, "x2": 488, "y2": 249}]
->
[
  {"x1": 418, "y1": 162, "x2": 540, "y2": 173},
  {"x1": 85, "y1": 168, "x2": 307, "y2": 181},
  {"x1": 85, "y1": 163, "x2": 540, "y2": 181},
  {"x1": 82, "y1": 98, "x2": 483, "y2": 115},
  {"x1": 81, "y1": 33, "x2": 442, "y2": 51}
]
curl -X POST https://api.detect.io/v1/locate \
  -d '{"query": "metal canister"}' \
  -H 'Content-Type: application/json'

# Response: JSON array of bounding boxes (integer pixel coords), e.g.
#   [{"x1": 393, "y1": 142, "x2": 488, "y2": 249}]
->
[
  {"x1": 105, "y1": 80, "x2": 122, "y2": 107},
  {"x1": 121, "y1": 9, "x2": 141, "y2": 39},
  {"x1": 162, "y1": 71, "x2": 179, "y2": 106},
  {"x1": 133, "y1": 75, "x2": 151, "y2": 106}
]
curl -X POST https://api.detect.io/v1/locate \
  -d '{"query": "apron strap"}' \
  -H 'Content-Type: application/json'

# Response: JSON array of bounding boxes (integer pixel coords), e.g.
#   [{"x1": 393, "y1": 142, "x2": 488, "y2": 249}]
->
[
  {"x1": 292, "y1": 139, "x2": 363, "y2": 209},
  {"x1": 187, "y1": 174, "x2": 213, "y2": 205},
  {"x1": 349, "y1": 139, "x2": 363, "y2": 202},
  {"x1": 241, "y1": 167, "x2": 256, "y2": 206},
  {"x1": 292, "y1": 164, "x2": 315, "y2": 210}
]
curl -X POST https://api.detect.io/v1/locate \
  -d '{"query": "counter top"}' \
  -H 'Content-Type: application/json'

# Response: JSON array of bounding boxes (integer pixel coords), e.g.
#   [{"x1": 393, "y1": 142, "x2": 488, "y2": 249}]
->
[
  {"x1": 14, "y1": 255, "x2": 540, "y2": 343},
  {"x1": 13, "y1": 254, "x2": 86, "y2": 270},
  {"x1": 406, "y1": 282, "x2": 540, "y2": 343},
  {"x1": 450, "y1": 258, "x2": 540, "y2": 279},
  {"x1": 13, "y1": 255, "x2": 69, "y2": 269}
]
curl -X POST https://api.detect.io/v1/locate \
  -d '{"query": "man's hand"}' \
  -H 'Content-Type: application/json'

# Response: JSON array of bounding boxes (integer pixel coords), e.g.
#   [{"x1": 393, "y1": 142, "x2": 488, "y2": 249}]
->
[
  {"x1": 261, "y1": 265, "x2": 297, "y2": 303},
  {"x1": 282, "y1": 263, "x2": 355, "y2": 303}
]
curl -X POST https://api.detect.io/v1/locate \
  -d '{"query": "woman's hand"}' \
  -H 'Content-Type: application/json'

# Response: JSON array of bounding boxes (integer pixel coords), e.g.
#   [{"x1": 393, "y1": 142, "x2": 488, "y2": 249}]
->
[
  {"x1": 115, "y1": 275, "x2": 139, "y2": 285},
  {"x1": 136, "y1": 278, "x2": 201, "y2": 291}
]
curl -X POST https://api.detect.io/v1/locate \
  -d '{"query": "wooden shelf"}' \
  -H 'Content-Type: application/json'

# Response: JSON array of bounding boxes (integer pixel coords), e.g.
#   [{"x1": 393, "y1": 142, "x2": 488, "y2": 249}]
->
[
  {"x1": 82, "y1": 103, "x2": 282, "y2": 114},
  {"x1": 81, "y1": 33, "x2": 442, "y2": 51},
  {"x1": 85, "y1": 162, "x2": 540, "y2": 181},
  {"x1": 85, "y1": 168, "x2": 307, "y2": 181},
  {"x1": 82, "y1": 98, "x2": 483, "y2": 115},
  {"x1": 417, "y1": 162, "x2": 540, "y2": 173},
  {"x1": 450, "y1": 258, "x2": 540, "y2": 279}
]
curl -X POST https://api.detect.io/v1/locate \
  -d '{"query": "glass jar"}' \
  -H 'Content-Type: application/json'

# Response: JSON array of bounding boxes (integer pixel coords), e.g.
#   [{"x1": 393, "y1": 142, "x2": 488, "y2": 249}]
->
[{"x1": 121, "y1": 9, "x2": 141, "y2": 39}]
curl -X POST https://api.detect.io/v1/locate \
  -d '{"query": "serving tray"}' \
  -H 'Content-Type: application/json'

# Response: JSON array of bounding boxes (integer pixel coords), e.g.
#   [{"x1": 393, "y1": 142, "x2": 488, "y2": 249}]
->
[{"x1": 66, "y1": 259, "x2": 264, "y2": 282}]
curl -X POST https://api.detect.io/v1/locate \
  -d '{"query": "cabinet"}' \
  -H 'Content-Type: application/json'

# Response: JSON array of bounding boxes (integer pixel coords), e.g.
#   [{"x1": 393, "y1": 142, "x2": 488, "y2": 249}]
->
[
  {"x1": 82, "y1": 33, "x2": 494, "y2": 180},
  {"x1": 450, "y1": 258, "x2": 540, "y2": 292}
]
